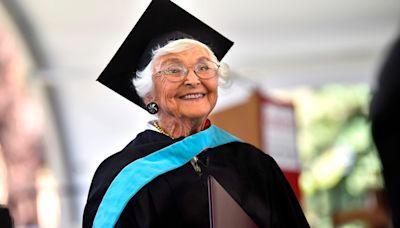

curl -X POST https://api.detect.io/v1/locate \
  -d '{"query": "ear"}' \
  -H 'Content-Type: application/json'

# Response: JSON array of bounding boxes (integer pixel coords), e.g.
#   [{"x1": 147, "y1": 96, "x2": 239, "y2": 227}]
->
[{"x1": 143, "y1": 93, "x2": 155, "y2": 105}]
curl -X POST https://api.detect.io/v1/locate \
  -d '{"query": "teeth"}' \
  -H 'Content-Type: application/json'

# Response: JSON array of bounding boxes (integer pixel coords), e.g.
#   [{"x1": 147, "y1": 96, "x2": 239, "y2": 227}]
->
[{"x1": 182, "y1": 93, "x2": 204, "y2": 99}]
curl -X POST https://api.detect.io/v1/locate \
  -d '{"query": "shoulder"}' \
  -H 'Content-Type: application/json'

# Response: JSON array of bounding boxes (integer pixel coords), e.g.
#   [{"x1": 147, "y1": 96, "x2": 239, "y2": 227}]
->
[
  {"x1": 83, "y1": 131, "x2": 173, "y2": 227},
  {"x1": 215, "y1": 141, "x2": 274, "y2": 160},
  {"x1": 210, "y1": 141, "x2": 280, "y2": 170},
  {"x1": 93, "y1": 130, "x2": 173, "y2": 179},
  {"x1": 92, "y1": 134, "x2": 173, "y2": 187}
]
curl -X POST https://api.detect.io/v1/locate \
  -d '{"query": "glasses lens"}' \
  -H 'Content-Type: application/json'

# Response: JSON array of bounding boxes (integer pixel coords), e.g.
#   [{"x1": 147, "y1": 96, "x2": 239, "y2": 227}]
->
[
  {"x1": 194, "y1": 61, "x2": 219, "y2": 79},
  {"x1": 161, "y1": 65, "x2": 186, "y2": 82}
]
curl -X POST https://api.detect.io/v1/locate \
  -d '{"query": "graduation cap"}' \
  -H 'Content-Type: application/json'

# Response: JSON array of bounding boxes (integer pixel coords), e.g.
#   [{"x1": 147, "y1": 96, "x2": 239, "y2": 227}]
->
[{"x1": 97, "y1": 0, "x2": 234, "y2": 110}]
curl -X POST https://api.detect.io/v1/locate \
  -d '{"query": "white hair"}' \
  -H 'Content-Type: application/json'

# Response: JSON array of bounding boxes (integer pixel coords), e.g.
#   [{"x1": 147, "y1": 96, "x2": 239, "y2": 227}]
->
[{"x1": 133, "y1": 38, "x2": 231, "y2": 99}]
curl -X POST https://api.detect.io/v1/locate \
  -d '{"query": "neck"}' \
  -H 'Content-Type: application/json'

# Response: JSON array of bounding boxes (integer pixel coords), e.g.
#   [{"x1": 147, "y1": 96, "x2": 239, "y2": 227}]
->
[{"x1": 156, "y1": 115, "x2": 207, "y2": 139}]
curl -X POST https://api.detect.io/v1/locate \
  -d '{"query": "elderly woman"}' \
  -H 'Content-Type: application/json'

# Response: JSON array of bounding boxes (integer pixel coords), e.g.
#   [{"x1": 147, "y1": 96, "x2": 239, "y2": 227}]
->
[
  {"x1": 83, "y1": 1, "x2": 309, "y2": 227},
  {"x1": 135, "y1": 38, "x2": 229, "y2": 138}
]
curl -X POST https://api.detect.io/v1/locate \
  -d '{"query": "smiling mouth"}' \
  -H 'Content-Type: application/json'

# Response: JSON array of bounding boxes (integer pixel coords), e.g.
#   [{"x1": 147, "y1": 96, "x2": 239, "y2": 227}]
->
[{"x1": 180, "y1": 93, "x2": 205, "y2": 100}]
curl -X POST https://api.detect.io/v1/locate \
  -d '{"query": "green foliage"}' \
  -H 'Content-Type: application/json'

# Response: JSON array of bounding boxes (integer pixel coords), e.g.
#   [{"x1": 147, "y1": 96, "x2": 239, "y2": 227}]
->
[{"x1": 290, "y1": 84, "x2": 383, "y2": 227}]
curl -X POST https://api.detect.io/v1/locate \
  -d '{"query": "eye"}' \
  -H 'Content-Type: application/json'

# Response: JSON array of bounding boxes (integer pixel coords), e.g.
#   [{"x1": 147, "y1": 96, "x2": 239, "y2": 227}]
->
[
  {"x1": 195, "y1": 63, "x2": 210, "y2": 72},
  {"x1": 164, "y1": 67, "x2": 183, "y2": 75}
]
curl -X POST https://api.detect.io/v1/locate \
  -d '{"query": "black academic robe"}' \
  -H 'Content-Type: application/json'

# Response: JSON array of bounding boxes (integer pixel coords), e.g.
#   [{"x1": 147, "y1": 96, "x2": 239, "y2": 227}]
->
[{"x1": 83, "y1": 130, "x2": 309, "y2": 227}]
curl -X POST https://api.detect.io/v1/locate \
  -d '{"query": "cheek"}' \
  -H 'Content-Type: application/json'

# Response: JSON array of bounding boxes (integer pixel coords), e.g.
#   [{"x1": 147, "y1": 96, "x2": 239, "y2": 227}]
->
[
  {"x1": 204, "y1": 80, "x2": 219, "y2": 108},
  {"x1": 156, "y1": 79, "x2": 180, "y2": 109},
  {"x1": 155, "y1": 78, "x2": 173, "y2": 98},
  {"x1": 209, "y1": 90, "x2": 218, "y2": 107},
  {"x1": 207, "y1": 79, "x2": 219, "y2": 96}
]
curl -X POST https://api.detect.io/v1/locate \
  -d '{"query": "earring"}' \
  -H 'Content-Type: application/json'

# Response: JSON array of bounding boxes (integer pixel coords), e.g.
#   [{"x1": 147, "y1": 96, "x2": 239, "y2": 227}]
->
[{"x1": 146, "y1": 102, "x2": 159, "y2": 114}]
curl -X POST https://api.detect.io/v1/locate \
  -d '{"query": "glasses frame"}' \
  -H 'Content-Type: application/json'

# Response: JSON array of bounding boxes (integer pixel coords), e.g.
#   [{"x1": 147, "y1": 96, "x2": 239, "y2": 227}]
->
[{"x1": 153, "y1": 60, "x2": 220, "y2": 82}]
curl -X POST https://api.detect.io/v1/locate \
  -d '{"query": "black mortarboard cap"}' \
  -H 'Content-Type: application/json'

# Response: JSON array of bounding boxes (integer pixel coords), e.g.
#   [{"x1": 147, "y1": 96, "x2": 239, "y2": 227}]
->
[{"x1": 97, "y1": 0, "x2": 234, "y2": 110}]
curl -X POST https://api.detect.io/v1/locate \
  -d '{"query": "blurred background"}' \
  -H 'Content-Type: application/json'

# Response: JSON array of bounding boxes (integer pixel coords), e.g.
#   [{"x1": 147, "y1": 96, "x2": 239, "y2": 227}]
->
[{"x1": 0, "y1": 0, "x2": 399, "y2": 227}]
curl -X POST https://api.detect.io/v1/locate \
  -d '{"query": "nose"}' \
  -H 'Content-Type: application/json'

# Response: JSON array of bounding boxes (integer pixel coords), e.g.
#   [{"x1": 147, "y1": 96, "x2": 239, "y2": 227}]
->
[{"x1": 184, "y1": 70, "x2": 200, "y2": 86}]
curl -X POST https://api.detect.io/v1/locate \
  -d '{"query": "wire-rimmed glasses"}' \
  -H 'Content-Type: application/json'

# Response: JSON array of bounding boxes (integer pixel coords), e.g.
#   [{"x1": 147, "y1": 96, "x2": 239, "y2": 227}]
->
[{"x1": 153, "y1": 60, "x2": 220, "y2": 82}]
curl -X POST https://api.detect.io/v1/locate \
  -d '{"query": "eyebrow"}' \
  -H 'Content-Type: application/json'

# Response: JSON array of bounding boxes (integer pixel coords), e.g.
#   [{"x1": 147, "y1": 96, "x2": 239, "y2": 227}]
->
[
  {"x1": 160, "y1": 58, "x2": 182, "y2": 67},
  {"x1": 196, "y1": 56, "x2": 210, "y2": 62},
  {"x1": 160, "y1": 56, "x2": 210, "y2": 67}
]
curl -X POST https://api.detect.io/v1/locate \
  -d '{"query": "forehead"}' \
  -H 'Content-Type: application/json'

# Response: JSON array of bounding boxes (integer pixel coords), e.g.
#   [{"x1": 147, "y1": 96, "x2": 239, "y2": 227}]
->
[{"x1": 153, "y1": 45, "x2": 212, "y2": 68}]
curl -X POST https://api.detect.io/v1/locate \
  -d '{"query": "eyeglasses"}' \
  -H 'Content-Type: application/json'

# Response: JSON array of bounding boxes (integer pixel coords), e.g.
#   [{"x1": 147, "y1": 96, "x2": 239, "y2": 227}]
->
[{"x1": 153, "y1": 60, "x2": 220, "y2": 82}]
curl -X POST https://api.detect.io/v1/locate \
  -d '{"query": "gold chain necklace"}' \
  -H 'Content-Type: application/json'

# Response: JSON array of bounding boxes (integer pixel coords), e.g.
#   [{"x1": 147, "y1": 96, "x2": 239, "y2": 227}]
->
[{"x1": 153, "y1": 121, "x2": 174, "y2": 139}]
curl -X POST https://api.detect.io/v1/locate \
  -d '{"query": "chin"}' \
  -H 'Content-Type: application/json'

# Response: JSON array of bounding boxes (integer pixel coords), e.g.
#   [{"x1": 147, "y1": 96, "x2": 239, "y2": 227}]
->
[
  {"x1": 180, "y1": 108, "x2": 211, "y2": 120},
  {"x1": 182, "y1": 112, "x2": 209, "y2": 120}
]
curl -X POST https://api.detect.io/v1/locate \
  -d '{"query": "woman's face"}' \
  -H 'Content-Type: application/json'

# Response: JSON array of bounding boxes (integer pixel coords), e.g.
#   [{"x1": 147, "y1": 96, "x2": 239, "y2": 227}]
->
[{"x1": 150, "y1": 45, "x2": 218, "y2": 122}]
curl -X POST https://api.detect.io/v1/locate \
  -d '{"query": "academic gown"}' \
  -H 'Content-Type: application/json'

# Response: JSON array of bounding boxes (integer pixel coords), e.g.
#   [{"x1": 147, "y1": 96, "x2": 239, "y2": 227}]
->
[{"x1": 83, "y1": 129, "x2": 309, "y2": 228}]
